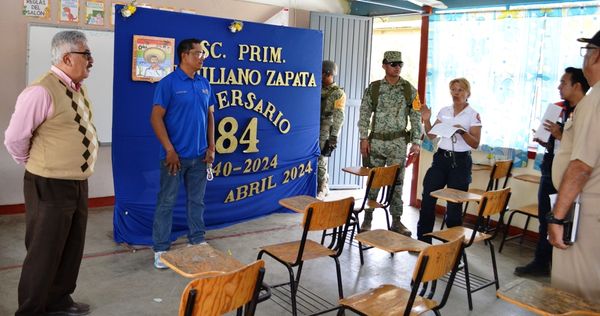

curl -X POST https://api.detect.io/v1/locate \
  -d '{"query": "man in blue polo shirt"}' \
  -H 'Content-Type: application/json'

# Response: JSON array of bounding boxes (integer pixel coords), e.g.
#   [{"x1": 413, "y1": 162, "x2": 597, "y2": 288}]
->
[{"x1": 150, "y1": 38, "x2": 216, "y2": 269}]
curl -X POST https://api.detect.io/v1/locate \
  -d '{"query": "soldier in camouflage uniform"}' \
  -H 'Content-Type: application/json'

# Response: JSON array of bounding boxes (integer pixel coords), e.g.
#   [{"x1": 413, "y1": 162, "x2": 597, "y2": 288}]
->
[
  {"x1": 358, "y1": 51, "x2": 422, "y2": 236},
  {"x1": 318, "y1": 60, "x2": 346, "y2": 198}
]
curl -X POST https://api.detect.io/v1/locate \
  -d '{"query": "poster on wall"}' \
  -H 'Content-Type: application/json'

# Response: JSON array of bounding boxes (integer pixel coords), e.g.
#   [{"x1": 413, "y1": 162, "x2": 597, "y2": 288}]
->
[
  {"x1": 85, "y1": 0, "x2": 105, "y2": 26},
  {"x1": 111, "y1": 2, "x2": 124, "y2": 26},
  {"x1": 60, "y1": 0, "x2": 79, "y2": 23},
  {"x1": 112, "y1": 6, "x2": 322, "y2": 245},
  {"x1": 23, "y1": 0, "x2": 50, "y2": 18},
  {"x1": 131, "y1": 35, "x2": 175, "y2": 82}
]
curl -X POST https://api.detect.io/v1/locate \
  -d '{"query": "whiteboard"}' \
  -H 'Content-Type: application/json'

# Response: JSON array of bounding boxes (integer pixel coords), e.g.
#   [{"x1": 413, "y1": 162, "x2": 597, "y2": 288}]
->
[{"x1": 27, "y1": 24, "x2": 114, "y2": 143}]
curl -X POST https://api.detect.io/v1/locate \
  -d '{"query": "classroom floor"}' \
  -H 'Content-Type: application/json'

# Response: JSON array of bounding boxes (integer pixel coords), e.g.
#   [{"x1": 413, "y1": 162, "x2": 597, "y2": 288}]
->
[{"x1": 0, "y1": 189, "x2": 545, "y2": 316}]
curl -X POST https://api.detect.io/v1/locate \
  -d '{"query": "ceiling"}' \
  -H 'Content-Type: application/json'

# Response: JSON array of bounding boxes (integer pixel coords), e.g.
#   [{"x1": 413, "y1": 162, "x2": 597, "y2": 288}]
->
[{"x1": 349, "y1": 0, "x2": 599, "y2": 16}]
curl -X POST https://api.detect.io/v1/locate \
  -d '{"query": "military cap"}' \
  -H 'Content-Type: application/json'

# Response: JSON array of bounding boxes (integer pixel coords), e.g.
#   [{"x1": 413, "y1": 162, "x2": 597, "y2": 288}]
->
[
  {"x1": 322, "y1": 60, "x2": 337, "y2": 76},
  {"x1": 578, "y1": 30, "x2": 600, "y2": 47},
  {"x1": 383, "y1": 51, "x2": 402, "y2": 63}
]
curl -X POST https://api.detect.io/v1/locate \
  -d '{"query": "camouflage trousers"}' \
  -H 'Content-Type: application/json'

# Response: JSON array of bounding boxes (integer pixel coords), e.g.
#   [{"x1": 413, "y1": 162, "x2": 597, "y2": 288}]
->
[
  {"x1": 363, "y1": 138, "x2": 407, "y2": 217},
  {"x1": 317, "y1": 137, "x2": 329, "y2": 195},
  {"x1": 317, "y1": 155, "x2": 329, "y2": 195}
]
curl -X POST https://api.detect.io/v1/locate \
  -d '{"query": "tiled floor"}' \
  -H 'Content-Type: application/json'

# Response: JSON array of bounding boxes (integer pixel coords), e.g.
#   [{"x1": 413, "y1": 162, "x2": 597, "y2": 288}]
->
[{"x1": 0, "y1": 189, "x2": 545, "y2": 315}]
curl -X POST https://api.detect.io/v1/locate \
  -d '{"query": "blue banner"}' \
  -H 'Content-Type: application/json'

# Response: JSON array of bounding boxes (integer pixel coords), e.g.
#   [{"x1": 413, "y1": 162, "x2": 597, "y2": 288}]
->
[{"x1": 112, "y1": 7, "x2": 322, "y2": 245}]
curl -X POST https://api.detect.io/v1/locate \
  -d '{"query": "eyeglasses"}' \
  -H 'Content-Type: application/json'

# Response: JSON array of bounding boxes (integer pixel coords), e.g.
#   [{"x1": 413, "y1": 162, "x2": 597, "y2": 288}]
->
[
  {"x1": 386, "y1": 62, "x2": 403, "y2": 68},
  {"x1": 69, "y1": 51, "x2": 93, "y2": 59},
  {"x1": 580, "y1": 46, "x2": 598, "y2": 57},
  {"x1": 187, "y1": 50, "x2": 207, "y2": 58}
]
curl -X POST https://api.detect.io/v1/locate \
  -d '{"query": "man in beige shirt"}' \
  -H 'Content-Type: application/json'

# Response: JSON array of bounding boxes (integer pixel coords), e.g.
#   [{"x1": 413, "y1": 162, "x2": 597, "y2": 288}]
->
[{"x1": 548, "y1": 30, "x2": 600, "y2": 303}]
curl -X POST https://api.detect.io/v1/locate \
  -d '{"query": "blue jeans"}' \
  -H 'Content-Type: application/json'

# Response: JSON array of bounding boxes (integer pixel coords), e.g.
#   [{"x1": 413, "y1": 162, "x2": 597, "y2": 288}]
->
[
  {"x1": 534, "y1": 154, "x2": 556, "y2": 267},
  {"x1": 152, "y1": 157, "x2": 207, "y2": 252}
]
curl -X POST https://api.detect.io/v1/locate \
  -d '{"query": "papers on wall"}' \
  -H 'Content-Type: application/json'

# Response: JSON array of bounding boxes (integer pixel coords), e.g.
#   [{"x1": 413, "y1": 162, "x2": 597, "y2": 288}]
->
[{"x1": 534, "y1": 103, "x2": 562, "y2": 142}]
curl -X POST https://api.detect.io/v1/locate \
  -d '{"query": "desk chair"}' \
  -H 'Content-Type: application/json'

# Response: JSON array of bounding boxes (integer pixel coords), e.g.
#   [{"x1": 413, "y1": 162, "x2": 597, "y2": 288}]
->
[
  {"x1": 179, "y1": 260, "x2": 268, "y2": 316},
  {"x1": 440, "y1": 159, "x2": 513, "y2": 230},
  {"x1": 351, "y1": 164, "x2": 401, "y2": 235},
  {"x1": 338, "y1": 237, "x2": 464, "y2": 316},
  {"x1": 257, "y1": 197, "x2": 354, "y2": 316},
  {"x1": 498, "y1": 203, "x2": 538, "y2": 253},
  {"x1": 427, "y1": 188, "x2": 511, "y2": 310}
]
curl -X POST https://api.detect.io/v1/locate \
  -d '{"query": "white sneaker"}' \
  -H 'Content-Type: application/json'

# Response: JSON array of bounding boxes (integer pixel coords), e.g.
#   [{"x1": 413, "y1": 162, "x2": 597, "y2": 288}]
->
[
  {"x1": 187, "y1": 241, "x2": 208, "y2": 247},
  {"x1": 154, "y1": 251, "x2": 168, "y2": 269}
]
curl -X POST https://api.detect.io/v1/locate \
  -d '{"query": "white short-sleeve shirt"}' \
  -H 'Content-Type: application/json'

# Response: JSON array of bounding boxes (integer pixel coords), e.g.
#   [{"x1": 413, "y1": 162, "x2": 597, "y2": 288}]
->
[{"x1": 435, "y1": 105, "x2": 482, "y2": 152}]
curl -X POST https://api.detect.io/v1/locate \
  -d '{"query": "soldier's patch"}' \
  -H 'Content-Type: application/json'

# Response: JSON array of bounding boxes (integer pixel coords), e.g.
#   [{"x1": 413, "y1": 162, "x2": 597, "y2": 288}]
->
[
  {"x1": 412, "y1": 93, "x2": 421, "y2": 111},
  {"x1": 334, "y1": 94, "x2": 346, "y2": 110}
]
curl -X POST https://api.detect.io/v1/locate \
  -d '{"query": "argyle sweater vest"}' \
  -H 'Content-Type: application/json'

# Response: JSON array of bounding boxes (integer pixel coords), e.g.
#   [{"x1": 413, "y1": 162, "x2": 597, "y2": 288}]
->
[{"x1": 26, "y1": 72, "x2": 98, "y2": 180}]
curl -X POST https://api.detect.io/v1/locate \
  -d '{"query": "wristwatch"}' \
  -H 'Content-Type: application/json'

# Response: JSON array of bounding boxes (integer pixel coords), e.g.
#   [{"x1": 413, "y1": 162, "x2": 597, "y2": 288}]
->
[{"x1": 546, "y1": 213, "x2": 565, "y2": 225}]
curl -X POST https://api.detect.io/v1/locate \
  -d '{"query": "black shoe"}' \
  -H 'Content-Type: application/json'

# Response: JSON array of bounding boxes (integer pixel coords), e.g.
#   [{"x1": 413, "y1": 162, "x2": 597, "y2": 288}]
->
[
  {"x1": 46, "y1": 302, "x2": 91, "y2": 316},
  {"x1": 514, "y1": 262, "x2": 550, "y2": 277}
]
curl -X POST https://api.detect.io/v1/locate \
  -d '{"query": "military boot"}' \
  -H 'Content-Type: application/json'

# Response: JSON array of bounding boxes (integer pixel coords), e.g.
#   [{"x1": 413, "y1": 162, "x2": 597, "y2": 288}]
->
[
  {"x1": 360, "y1": 211, "x2": 373, "y2": 231},
  {"x1": 391, "y1": 216, "x2": 412, "y2": 237}
]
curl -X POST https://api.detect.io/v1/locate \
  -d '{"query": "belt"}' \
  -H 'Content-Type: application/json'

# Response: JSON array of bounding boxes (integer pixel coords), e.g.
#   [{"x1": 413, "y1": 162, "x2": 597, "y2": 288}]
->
[
  {"x1": 437, "y1": 148, "x2": 470, "y2": 158},
  {"x1": 370, "y1": 130, "x2": 408, "y2": 141}
]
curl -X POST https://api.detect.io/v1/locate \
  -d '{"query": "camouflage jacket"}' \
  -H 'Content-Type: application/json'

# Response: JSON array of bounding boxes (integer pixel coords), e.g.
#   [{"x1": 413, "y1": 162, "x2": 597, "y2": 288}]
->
[
  {"x1": 358, "y1": 77, "x2": 422, "y2": 144},
  {"x1": 320, "y1": 83, "x2": 346, "y2": 140}
]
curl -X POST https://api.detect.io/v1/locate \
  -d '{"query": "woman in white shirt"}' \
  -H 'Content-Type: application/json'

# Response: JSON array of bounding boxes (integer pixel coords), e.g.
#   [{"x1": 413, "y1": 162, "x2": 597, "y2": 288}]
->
[{"x1": 417, "y1": 78, "x2": 482, "y2": 243}]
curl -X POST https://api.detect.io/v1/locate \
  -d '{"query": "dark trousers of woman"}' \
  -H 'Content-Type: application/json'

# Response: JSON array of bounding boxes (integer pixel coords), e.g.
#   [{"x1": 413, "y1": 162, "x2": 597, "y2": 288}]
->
[
  {"x1": 417, "y1": 149, "x2": 472, "y2": 243},
  {"x1": 16, "y1": 171, "x2": 88, "y2": 316},
  {"x1": 534, "y1": 154, "x2": 556, "y2": 267}
]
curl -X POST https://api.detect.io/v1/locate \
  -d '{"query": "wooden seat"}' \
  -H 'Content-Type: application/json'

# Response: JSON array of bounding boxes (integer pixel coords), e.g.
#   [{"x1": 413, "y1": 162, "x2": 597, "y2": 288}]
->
[
  {"x1": 257, "y1": 197, "x2": 354, "y2": 316},
  {"x1": 497, "y1": 278, "x2": 600, "y2": 316},
  {"x1": 179, "y1": 260, "x2": 267, "y2": 316},
  {"x1": 439, "y1": 159, "x2": 513, "y2": 230},
  {"x1": 355, "y1": 229, "x2": 429, "y2": 257},
  {"x1": 322, "y1": 164, "x2": 400, "y2": 245},
  {"x1": 339, "y1": 237, "x2": 465, "y2": 316},
  {"x1": 499, "y1": 203, "x2": 539, "y2": 253},
  {"x1": 160, "y1": 244, "x2": 244, "y2": 278},
  {"x1": 427, "y1": 187, "x2": 511, "y2": 311}
]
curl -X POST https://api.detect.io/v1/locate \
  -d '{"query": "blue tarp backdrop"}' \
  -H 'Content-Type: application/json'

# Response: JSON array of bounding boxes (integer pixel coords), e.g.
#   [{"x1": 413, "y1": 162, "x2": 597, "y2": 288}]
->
[{"x1": 112, "y1": 7, "x2": 322, "y2": 245}]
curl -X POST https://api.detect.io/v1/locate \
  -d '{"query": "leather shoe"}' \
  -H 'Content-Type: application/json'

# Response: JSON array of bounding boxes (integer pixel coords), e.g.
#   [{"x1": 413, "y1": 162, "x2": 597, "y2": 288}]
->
[
  {"x1": 46, "y1": 302, "x2": 90, "y2": 316},
  {"x1": 514, "y1": 262, "x2": 550, "y2": 277}
]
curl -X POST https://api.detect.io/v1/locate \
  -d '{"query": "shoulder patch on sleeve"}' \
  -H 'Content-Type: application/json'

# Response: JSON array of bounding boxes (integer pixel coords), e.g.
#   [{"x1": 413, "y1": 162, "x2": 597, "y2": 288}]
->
[
  {"x1": 412, "y1": 93, "x2": 421, "y2": 111},
  {"x1": 334, "y1": 93, "x2": 346, "y2": 110}
]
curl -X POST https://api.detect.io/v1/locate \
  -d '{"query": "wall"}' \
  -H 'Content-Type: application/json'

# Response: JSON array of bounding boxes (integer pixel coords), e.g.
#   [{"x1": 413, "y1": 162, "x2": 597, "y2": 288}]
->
[{"x1": 0, "y1": 0, "x2": 309, "y2": 205}]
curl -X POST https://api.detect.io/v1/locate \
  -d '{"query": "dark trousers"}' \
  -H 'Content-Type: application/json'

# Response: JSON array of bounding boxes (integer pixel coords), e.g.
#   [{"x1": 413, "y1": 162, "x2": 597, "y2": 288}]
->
[
  {"x1": 16, "y1": 171, "x2": 88, "y2": 316},
  {"x1": 417, "y1": 150, "x2": 472, "y2": 243},
  {"x1": 534, "y1": 155, "x2": 555, "y2": 267}
]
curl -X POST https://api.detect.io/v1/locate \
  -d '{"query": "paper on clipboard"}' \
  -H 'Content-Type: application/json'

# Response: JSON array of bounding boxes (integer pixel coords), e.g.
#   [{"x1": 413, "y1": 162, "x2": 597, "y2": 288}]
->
[
  {"x1": 429, "y1": 122, "x2": 465, "y2": 138},
  {"x1": 534, "y1": 103, "x2": 562, "y2": 142}
]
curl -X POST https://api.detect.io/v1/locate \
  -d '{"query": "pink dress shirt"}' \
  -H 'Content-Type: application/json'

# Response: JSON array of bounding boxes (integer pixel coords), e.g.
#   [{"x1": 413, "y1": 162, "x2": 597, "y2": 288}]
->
[{"x1": 4, "y1": 66, "x2": 81, "y2": 164}]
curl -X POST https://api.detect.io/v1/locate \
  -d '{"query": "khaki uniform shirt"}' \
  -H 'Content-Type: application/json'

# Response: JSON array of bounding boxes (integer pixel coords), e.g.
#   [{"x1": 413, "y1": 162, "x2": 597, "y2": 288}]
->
[{"x1": 552, "y1": 81, "x2": 600, "y2": 193}]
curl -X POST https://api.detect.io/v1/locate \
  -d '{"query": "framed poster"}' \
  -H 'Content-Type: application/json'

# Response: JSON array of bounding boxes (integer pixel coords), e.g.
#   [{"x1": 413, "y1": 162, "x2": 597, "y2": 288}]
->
[
  {"x1": 110, "y1": 1, "x2": 124, "y2": 26},
  {"x1": 85, "y1": 0, "x2": 104, "y2": 26},
  {"x1": 23, "y1": 0, "x2": 51, "y2": 18},
  {"x1": 131, "y1": 35, "x2": 175, "y2": 82},
  {"x1": 60, "y1": 0, "x2": 79, "y2": 23}
]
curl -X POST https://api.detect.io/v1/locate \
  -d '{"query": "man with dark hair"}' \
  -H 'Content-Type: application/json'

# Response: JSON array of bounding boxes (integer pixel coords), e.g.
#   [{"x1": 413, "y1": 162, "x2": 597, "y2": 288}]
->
[
  {"x1": 150, "y1": 38, "x2": 215, "y2": 269},
  {"x1": 515, "y1": 67, "x2": 589, "y2": 277},
  {"x1": 5, "y1": 30, "x2": 96, "y2": 316},
  {"x1": 318, "y1": 60, "x2": 346, "y2": 198},
  {"x1": 358, "y1": 51, "x2": 422, "y2": 235},
  {"x1": 548, "y1": 30, "x2": 600, "y2": 303}
]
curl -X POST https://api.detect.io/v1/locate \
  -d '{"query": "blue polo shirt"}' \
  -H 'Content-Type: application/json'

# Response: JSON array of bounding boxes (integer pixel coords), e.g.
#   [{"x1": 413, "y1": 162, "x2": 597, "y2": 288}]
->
[{"x1": 153, "y1": 67, "x2": 216, "y2": 159}]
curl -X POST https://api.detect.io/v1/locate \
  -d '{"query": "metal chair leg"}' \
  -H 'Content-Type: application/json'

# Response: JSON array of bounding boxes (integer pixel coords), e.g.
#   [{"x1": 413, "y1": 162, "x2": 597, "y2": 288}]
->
[
  {"x1": 334, "y1": 257, "x2": 344, "y2": 299},
  {"x1": 520, "y1": 215, "x2": 531, "y2": 245},
  {"x1": 499, "y1": 210, "x2": 517, "y2": 253},
  {"x1": 285, "y1": 265, "x2": 298, "y2": 316},
  {"x1": 462, "y1": 252, "x2": 474, "y2": 311},
  {"x1": 489, "y1": 241, "x2": 500, "y2": 290}
]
